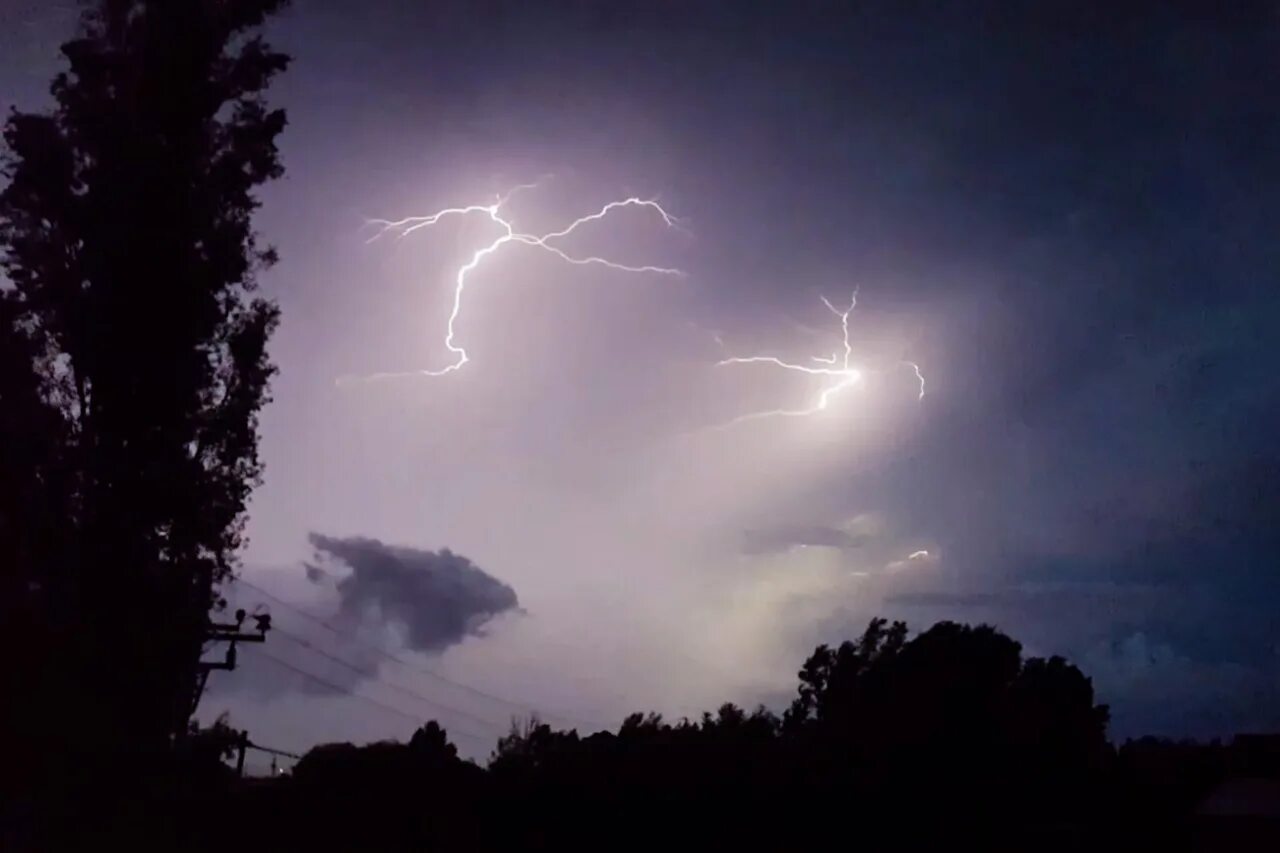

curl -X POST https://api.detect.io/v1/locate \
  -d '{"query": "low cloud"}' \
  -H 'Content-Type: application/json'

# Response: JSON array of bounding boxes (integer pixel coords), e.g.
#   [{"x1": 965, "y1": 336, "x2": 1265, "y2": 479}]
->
[
  {"x1": 310, "y1": 533, "x2": 520, "y2": 654},
  {"x1": 741, "y1": 525, "x2": 871, "y2": 555},
  {"x1": 886, "y1": 579, "x2": 1172, "y2": 611},
  {"x1": 888, "y1": 590, "x2": 1002, "y2": 608},
  {"x1": 1083, "y1": 632, "x2": 1280, "y2": 739}
]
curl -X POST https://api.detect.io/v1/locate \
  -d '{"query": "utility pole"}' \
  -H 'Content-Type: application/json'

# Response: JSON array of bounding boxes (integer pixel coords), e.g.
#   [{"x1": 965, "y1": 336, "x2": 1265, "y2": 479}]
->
[
  {"x1": 188, "y1": 608, "x2": 272, "y2": 724},
  {"x1": 237, "y1": 738, "x2": 301, "y2": 778},
  {"x1": 235, "y1": 730, "x2": 249, "y2": 777}
]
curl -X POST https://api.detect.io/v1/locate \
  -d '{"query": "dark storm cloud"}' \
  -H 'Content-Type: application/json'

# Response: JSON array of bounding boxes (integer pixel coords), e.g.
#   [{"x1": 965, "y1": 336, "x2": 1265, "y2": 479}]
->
[
  {"x1": 1082, "y1": 632, "x2": 1280, "y2": 738},
  {"x1": 207, "y1": 536, "x2": 520, "y2": 702},
  {"x1": 309, "y1": 533, "x2": 520, "y2": 654},
  {"x1": 741, "y1": 525, "x2": 870, "y2": 556},
  {"x1": 879, "y1": 568, "x2": 1280, "y2": 738},
  {"x1": 198, "y1": 0, "x2": 1280, "y2": 740},
  {"x1": 886, "y1": 581, "x2": 1173, "y2": 611},
  {"x1": 785, "y1": 2, "x2": 1280, "y2": 739},
  {"x1": 888, "y1": 591, "x2": 1006, "y2": 608}
]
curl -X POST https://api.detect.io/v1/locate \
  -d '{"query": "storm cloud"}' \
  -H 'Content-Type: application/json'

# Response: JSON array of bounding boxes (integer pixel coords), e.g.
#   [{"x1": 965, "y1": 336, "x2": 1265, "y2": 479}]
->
[
  {"x1": 162, "y1": 2, "x2": 1280, "y2": 752},
  {"x1": 309, "y1": 533, "x2": 520, "y2": 654}
]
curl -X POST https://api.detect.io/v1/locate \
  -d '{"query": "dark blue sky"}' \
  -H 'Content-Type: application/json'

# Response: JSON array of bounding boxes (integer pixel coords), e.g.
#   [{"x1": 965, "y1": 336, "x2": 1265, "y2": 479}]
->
[{"x1": 6, "y1": 0, "x2": 1278, "y2": 754}]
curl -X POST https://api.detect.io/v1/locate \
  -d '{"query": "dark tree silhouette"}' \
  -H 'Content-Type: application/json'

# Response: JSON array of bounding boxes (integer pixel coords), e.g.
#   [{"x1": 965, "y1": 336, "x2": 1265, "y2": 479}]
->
[
  {"x1": 783, "y1": 616, "x2": 910, "y2": 731},
  {"x1": 157, "y1": 620, "x2": 1250, "y2": 852},
  {"x1": 469, "y1": 622, "x2": 1113, "y2": 845},
  {"x1": 490, "y1": 715, "x2": 585, "y2": 778},
  {"x1": 285, "y1": 722, "x2": 482, "y2": 850},
  {"x1": 0, "y1": 0, "x2": 290, "y2": 801},
  {"x1": 0, "y1": 293, "x2": 69, "y2": 623},
  {"x1": 409, "y1": 719, "x2": 460, "y2": 765},
  {"x1": 784, "y1": 619, "x2": 1111, "y2": 816}
]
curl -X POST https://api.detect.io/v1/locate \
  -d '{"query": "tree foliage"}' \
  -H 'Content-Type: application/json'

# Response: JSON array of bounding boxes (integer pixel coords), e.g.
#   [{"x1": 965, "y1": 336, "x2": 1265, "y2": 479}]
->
[
  {"x1": 1, "y1": 0, "x2": 290, "y2": 779},
  {"x1": 781, "y1": 618, "x2": 1111, "y2": 809}
]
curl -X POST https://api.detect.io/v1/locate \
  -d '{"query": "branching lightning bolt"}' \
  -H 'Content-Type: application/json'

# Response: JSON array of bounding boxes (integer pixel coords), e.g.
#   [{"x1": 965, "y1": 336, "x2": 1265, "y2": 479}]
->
[
  {"x1": 356, "y1": 184, "x2": 682, "y2": 382},
  {"x1": 717, "y1": 291, "x2": 925, "y2": 428}
]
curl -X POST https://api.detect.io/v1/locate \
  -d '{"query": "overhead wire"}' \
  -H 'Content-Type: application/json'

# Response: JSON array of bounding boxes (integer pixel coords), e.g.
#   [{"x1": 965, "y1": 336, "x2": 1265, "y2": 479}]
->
[
  {"x1": 235, "y1": 576, "x2": 603, "y2": 730},
  {"x1": 252, "y1": 646, "x2": 491, "y2": 746},
  {"x1": 268, "y1": 624, "x2": 500, "y2": 740}
]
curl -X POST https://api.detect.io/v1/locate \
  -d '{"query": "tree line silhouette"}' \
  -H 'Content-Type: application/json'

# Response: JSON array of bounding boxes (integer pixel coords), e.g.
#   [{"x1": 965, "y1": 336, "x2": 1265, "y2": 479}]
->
[{"x1": 166, "y1": 617, "x2": 1277, "y2": 851}]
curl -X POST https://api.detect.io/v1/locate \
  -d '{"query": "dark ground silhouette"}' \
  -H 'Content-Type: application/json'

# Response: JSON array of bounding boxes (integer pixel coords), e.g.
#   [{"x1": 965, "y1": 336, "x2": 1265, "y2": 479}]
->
[{"x1": 86, "y1": 617, "x2": 1280, "y2": 851}]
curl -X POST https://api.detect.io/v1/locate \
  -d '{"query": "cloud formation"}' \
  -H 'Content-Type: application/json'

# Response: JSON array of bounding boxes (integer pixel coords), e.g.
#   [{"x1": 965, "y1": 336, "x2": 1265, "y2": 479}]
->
[
  {"x1": 1082, "y1": 632, "x2": 1280, "y2": 738},
  {"x1": 310, "y1": 533, "x2": 520, "y2": 654},
  {"x1": 740, "y1": 524, "x2": 871, "y2": 555}
]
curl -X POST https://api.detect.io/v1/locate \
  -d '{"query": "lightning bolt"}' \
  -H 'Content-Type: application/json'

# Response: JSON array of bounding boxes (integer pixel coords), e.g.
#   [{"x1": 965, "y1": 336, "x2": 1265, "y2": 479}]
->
[
  {"x1": 717, "y1": 291, "x2": 925, "y2": 428},
  {"x1": 354, "y1": 184, "x2": 683, "y2": 382},
  {"x1": 904, "y1": 359, "x2": 926, "y2": 401}
]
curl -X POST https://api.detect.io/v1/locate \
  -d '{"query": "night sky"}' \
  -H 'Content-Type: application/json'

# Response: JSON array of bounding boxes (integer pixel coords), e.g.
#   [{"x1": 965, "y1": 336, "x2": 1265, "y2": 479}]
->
[{"x1": 4, "y1": 1, "x2": 1278, "y2": 765}]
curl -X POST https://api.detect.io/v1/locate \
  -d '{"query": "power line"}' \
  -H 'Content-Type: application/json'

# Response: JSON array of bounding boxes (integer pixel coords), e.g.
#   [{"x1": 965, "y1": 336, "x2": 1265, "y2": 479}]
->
[
  {"x1": 235, "y1": 577, "x2": 602, "y2": 729},
  {"x1": 247, "y1": 741, "x2": 302, "y2": 760},
  {"x1": 269, "y1": 624, "x2": 499, "y2": 740},
  {"x1": 238, "y1": 577, "x2": 586, "y2": 723},
  {"x1": 252, "y1": 647, "x2": 490, "y2": 746}
]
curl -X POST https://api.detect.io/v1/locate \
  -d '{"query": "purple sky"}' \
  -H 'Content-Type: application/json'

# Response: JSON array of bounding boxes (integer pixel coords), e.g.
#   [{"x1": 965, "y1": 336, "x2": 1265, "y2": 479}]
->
[{"x1": 5, "y1": 1, "x2": 1279, "y2": 768}]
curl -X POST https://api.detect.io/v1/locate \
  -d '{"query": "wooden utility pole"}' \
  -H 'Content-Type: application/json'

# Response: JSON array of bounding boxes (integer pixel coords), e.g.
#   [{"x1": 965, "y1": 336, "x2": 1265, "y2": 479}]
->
[
  {"x1": 188, "y1": 608, "x2": 272, "y2": 723},
  {"x1": 236, "y1": 737, "x2": 301, "y2": 777},
  {"x1": 235, "y1": 730, "x2": 249, "y2": 777}
]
